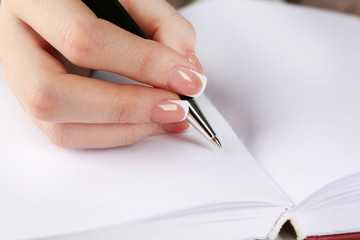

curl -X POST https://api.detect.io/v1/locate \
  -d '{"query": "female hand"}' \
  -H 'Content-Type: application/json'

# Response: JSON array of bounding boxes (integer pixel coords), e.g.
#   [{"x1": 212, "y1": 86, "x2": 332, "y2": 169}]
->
[{"x1": 0, "y1": 0, "x2": 206, "y2": 148}]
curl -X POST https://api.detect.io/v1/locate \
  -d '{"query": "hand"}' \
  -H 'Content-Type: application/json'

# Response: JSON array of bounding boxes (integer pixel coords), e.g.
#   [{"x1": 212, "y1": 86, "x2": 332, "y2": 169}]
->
[{"x1": 0, "y1": 0, "x2": 205, "y2": 149}]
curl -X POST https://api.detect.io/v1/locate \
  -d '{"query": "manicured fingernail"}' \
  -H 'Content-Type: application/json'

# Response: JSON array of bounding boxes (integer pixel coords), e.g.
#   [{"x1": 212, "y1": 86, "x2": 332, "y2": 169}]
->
[
  {"x1": 188, "y1": 52, "x2": 204, "y2": 74},
  {"x1": 168, "y1": 66, "x2": 207, "y2": 97},
  {"x1": 151, "y1": 100, "x2": 189, "y2": 123}
]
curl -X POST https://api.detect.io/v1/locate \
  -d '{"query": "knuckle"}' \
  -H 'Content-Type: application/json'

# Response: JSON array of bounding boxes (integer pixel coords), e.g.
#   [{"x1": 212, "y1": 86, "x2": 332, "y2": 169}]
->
[
  {"x1": 45, "y1": 124, "x2": 76, "y2": 149},
  {"x1": 25, "y1": 78, "x2": 58, "y2": 122},
  {"x1": 136, "y1": 43, "x2": 164, "y2": 80},
  {"x1": 115, "y1": 107, "x2": 130, "y2": 123},
  {"x1": 60, "y1": 18, "x2": 103, "y2": 66},
  {"x1": 110, "y1": 92, "x2": 135, "y2": 123},
  {"x1": 121, "y1": 125, "x2": 147, "y2": 146}
]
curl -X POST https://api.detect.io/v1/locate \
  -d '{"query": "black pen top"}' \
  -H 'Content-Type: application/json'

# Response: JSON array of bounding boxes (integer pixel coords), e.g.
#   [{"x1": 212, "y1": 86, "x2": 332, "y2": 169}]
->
[{"x1": 81, "y1": 0, "x2": 148, "y2": 39}]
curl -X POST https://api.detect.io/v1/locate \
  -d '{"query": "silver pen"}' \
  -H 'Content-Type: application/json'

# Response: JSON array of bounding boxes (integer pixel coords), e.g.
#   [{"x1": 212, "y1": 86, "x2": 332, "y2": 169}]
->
[{"x1": 181, "y1": 96, "x2": 222, "y2": 148}]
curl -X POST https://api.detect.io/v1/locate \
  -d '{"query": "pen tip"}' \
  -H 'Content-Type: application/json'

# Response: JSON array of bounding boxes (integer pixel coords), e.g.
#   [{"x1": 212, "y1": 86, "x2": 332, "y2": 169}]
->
[{"x1": 212, "y1": 137, "x2": 222, "y2": 149}]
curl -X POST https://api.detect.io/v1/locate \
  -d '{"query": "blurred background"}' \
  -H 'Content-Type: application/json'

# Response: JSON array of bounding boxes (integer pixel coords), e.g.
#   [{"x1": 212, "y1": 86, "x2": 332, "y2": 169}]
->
[
  {"x1": 167, "y1": 0, "x2": 360, "y2": 16},
  {"x1": 1, "y1": 0, "x2": 359, "y2": 16}
]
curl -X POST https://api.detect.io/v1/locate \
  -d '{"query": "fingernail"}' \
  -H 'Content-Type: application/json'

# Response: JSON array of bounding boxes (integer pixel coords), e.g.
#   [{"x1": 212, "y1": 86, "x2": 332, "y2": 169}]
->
[
  {"x1": 151, "y1": 100, "x2": 189, "y2": 123},
  {"x1": 168, "y1": 66, "x2": 207, "y2": 97},
  {"x1": 187, "y1": 52, "x2": 204, "y2": 74}
]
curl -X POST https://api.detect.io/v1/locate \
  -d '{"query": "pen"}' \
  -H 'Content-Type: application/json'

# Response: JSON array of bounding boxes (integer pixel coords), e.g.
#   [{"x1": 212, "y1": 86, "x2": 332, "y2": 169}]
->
[{"x1": 81, "y1": 0, "x2": 222, "y2": 148}]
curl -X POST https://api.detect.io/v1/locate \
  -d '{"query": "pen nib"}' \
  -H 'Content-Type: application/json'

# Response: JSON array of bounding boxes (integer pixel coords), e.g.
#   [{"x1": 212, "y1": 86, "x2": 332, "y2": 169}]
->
[{"x1": 212, "y1": 137, "x2": 222, "y2": 148}]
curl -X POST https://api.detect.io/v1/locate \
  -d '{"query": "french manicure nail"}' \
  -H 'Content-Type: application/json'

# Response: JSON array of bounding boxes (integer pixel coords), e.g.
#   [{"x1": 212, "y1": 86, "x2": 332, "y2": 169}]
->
[
  {"x1": 188, "y1": 52, "x2": 204, "y2": 74},
  {"x1": 151, "y1": 100, "x2": 189, "y2": 123},
  {"x1": 168, "y1": 66, "x2": 207, "y2": 98}
]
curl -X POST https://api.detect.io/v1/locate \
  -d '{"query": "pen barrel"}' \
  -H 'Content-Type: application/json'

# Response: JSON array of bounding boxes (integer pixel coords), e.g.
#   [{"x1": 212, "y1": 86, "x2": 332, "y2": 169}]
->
[
  {"x1": 81, "y1": 0, "x2": 148, "y2": 38},
  {"x1": 182, "y1": 96, "x2": 217, "y2": 141}
]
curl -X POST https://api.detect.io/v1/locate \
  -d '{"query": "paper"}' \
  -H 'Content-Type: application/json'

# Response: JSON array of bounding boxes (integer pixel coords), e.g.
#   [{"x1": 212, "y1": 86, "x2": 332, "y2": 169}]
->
[
  {"x1": 0, "y1": 64, "x2": 290, "y2": 239},
  {"x1": 3, "y1": 0, "x2": 360, "y2": 238},
  {"x1": 181, "y1": 0, "x2": 360, "y2": 205}
]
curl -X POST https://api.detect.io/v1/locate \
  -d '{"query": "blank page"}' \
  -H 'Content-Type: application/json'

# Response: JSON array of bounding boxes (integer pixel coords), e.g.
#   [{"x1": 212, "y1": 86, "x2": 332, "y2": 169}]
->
[
  {"x1": 0, "y1": 65, "x2": 291, "y2": 239},
  {"x1": 293, "y1": 172, "x2": 360, "y2": 236},
  {"x1": 181, "y1": 0, "x2": 360, "y2": 205}
]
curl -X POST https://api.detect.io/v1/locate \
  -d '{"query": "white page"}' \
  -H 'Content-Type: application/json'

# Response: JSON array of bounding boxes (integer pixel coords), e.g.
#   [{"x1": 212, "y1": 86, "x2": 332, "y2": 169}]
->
[
  {"x1": 181, "y1": 0, "x2": 360, "y2": 205},
  {"x1": 43, "y1": 205, "x2": 286, "y2": 240},
  {"x1": 0, "y1": 64, "x2": 291, "y2": 239},
  {"x1": 293, "y1": 172, "x2": 360, "y2": 236}
]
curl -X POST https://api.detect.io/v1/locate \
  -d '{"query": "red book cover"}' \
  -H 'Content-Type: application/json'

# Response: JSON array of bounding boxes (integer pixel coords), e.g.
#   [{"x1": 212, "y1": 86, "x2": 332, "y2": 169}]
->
[{"x1": 307, "y1": 232, "x2": 360, "y2": 240}]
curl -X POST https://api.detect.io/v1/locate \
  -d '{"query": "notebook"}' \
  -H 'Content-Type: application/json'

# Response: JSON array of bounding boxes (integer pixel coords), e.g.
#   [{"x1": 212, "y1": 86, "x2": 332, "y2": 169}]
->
[{"x1": 1, "y1": 0, "x2": 360, "y2": 239}]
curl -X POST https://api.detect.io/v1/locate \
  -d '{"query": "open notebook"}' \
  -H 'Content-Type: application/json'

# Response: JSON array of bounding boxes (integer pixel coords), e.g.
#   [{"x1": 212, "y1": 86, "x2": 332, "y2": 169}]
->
[{"x1": 1, "y1": 0, "x2": 360, "y2": 239}]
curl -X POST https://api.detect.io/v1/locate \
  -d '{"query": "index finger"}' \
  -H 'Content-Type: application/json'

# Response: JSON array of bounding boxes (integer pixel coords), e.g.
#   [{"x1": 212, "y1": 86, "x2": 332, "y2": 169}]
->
[
  {"x1": 121, "y1": 0, "x2": 203, "y2": 72},
  {"x1": 9, "y1": 0, "x2": 207, "y2": 97}
]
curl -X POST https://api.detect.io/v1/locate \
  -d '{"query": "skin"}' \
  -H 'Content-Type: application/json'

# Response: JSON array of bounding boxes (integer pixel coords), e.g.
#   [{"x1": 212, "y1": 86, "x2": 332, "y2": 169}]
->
[{"x1": 0, "y1": 0, "x2": 204, "y2": 149}]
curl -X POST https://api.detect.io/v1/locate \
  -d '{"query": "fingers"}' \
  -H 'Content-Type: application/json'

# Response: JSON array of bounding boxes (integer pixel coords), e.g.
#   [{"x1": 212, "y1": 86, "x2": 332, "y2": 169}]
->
[
  {"x1": 0, "y1": 11, "x2": 190, "y2": 149},
  {"x1": 161, "y1": 121, "x2": 190, "y2": 133},
  {"x1": 34, "y1": 120, "x2": 189, "y2": 149},
  {"x1": 8, "y1": 0, "x2": 206, "y2": 96},
  {"x1": 34, "y1": 120, "x2": 163, "y2": 149},
  {"x1": 0, "y1": 0, "x2": 197, "y2": 148},
  {"x1": 2, "y1": 16, "x2": 190, "y2": 125},
  {"x1": 121, "y1": 0, "x2": 203, "y2": 72}
]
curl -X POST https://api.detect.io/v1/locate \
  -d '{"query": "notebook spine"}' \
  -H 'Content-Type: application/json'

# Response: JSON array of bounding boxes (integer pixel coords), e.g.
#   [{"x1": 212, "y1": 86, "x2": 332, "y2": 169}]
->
[{"x1": 267, "y1": 211, "x2": 305, "y2": 240}]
